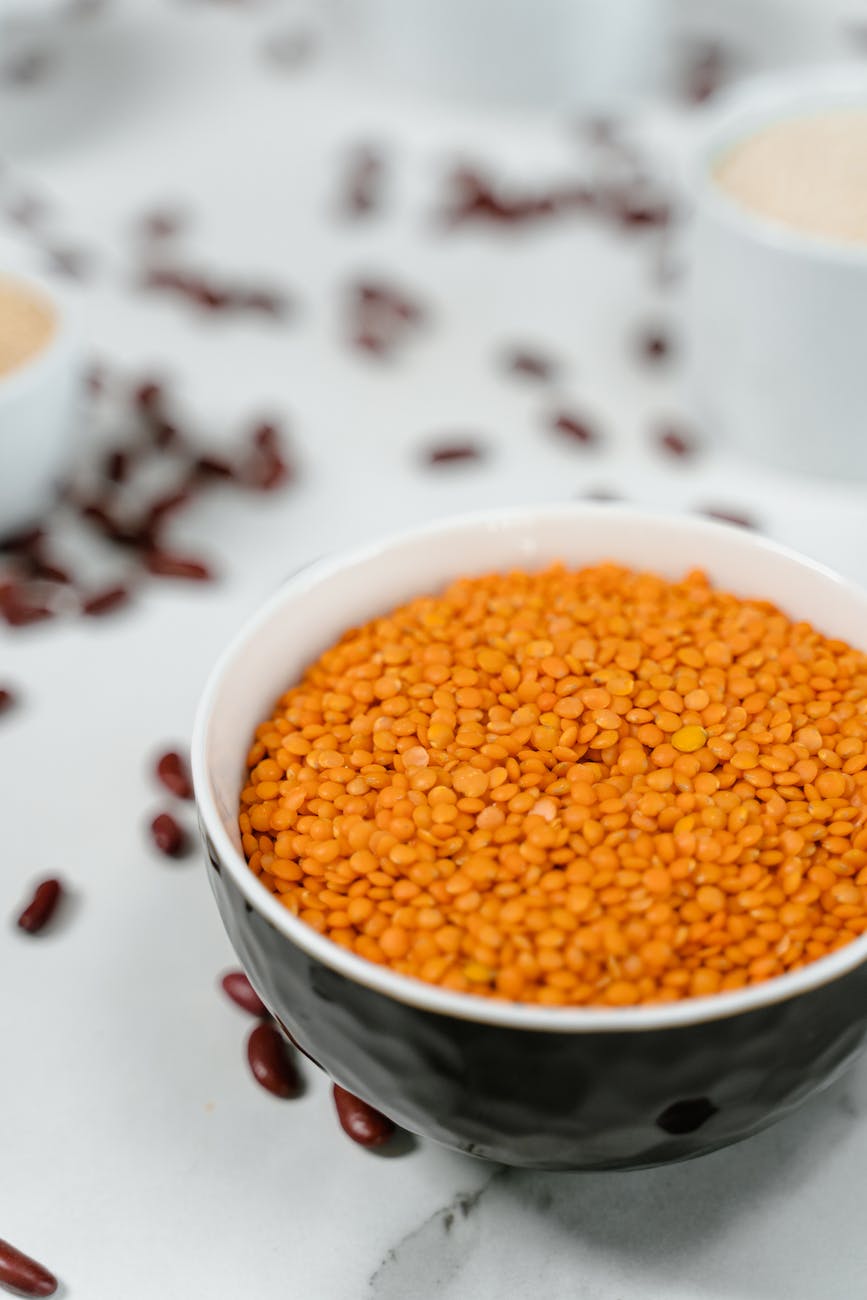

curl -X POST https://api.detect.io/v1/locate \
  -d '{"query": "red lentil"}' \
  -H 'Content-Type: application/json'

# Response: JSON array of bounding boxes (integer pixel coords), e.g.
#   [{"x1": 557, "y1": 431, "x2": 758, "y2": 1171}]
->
[{"x1": 240, "y1": 563, "x2": 867, "y2": 1007}]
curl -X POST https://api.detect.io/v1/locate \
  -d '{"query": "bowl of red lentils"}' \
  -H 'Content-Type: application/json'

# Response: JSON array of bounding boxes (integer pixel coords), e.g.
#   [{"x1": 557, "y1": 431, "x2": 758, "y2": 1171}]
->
[{"x1": 193, "y1": 504, "x2": 867, "y2": 1169}]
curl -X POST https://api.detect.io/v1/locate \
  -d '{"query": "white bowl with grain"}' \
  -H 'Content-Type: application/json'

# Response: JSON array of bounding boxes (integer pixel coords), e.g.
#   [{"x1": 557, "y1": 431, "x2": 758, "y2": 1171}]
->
[{"x1": 0, "y1": 271, "x2": 79, "y2": 536}]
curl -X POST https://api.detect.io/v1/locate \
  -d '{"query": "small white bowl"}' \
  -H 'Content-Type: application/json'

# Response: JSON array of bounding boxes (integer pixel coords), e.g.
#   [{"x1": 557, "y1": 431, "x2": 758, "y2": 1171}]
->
[
  {"x1": 684, "y1": 65, "x2": 867, "y2": 479},
  {"x1": 0, "y1": 271, "x2": 79, "y2": 536}
]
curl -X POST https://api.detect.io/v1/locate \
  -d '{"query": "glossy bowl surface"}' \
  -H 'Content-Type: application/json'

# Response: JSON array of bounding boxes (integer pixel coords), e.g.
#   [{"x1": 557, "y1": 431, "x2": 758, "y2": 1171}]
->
[{"x1": 193, "y1": 505, "x2": 867, "y2": 1168}]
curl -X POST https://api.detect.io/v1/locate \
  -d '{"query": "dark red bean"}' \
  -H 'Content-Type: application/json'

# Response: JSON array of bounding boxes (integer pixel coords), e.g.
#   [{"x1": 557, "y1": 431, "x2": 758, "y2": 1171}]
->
[
  {"x1": 140, "y1": 209, "x2": 185, "y2": 240},
  {"x1": 148, "y1": 419, "x2": 181, "y2": 450},
  {"x1": 352, "y1": 331, "x2": 389, "y2": 356},
  {"x1": 701, "y1": 507, "x2": 757, "y2": 530},
  {"x1": 550, "y1": 412, "x2": 598, "y2": 446},
  {"x1": 16, "y1": 878, "x2": 62, "y2": 934},
  {"x1": 247, "y1": 1022, "x2": 298, "y2": 1097},
  {"x1": 426, "y1": 442, "x2": 485, "y2": 465},
  {"x1": 145, "y1": 489, "x2": 191, "y2": 527},
  {"x1": 239, "y1": 289, "x2": 290, "y2": 318},
  {"x1": 342, "y1": 146, "x2": 384, "y2": 217},
  {"x1": 0, "y1": 525, "x2": 44, "y2": 554},
  {"x1": 143, "y1": 551, "x2": 212, "y2": 581},
  {"x1": 81, "y1": 585, "x2": 130, "y2": 617},
  {"x1": 103, "y1": 449, "x2": 130, "y2": 484},
  {"x1": 684, "y1": 41, "x2": 727, "y2": 105},
  {"x1": 221, "y1": 970, "x2": 268, "y2": 1017},
  {"x1": 0, "y1": 1238, "x2": 57, "y2": 1296},
  {"x1": 0, "y1": 585, "x2": 54, "y2": 627},
  {"x1": 194, "y1": 455, "x2": 235, "y2": 481},
  {"x1": 134, "y1": 380, "x2": 164, "y2": 413},
  {"x1": 156, "y1": 750, "x2": 193, "y2": 800},
  {"x1": 150, "y1": 812, "x2": 187, "y2": 857},
  {"x1": 640, "y1": 328, "x2": 672, "y2": 363},
  {"x1": 505, "y1": 349, "x2": 555, "y2": 381},
  {"x1": 657, "y1": 426, "x2": 697, "y2": 459},
  {"x1": 25, "y1": 556, "x2": 71, "y2": 585},
  {"x1": 332, "y1": 1084, "x2": 394, "y2": 1147},
  {"x1": 251, "y1": 422, "x2": 281, "y2": 453},
  {"x1": 0, "y1": 687, "x2": 15, "y2": 713}
]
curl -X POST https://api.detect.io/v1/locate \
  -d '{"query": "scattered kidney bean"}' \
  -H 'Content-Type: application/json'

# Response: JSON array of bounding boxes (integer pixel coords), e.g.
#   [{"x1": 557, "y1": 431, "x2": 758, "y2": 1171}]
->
[
  {"x1": 342, "y1": 145, "x2": 385, "y2": 217},
  {"x1": 332, "y1": 1085, "x2": 394, "y2": 1148},
  {"x1": 133, "y1": 379, "x2": 164, "y2": 413},
  {"x1": 246, "y1": 1022, "x2": 298, "y2": 1097},
  {"x1": 550, "y1": 411, "x2": 598, "y2": 446},
  {"x1": 0, "y1": 686, "x2": 15, "y2": 713},
  {"x1": 145, "y1": 489, "x2": 192, "y2": 528},
  {"x1": 221, "y1": 970, "x2": 268, "y2": 1018},
  {"x1": 347, "y1": 281, "x2": 425, "y2": 359},
  {"x1": 426, "y1": 442, "x2": 485, "y2": 465},
  {"x1": 16, "y1": 878, "x2": 63, "y2": 934},
  {"x1": 81, "y1": 585, "x2": 130, "y2": 617},
  {"x1": 0, "y1": 1238, "x2": 57, "y2": 1297},
  {"x1": 150, "y1": 812, "x2": 187, "y2": 857},
  {"x1": 103, "y1": 449, "x2": 131, "y2": 484},
  {"x1": 683, "y1": 40, "x2": 727, "y2": 105},
  {"x1": 140, "y1": 208, "x2": 185, "y2": 241},
  {"x1": 141, "y1": 265, "x2": 293, "y2": 319},
  {"x1": 156, "y1": 750, "x2": 193, "y2": 800},
  {"x1": 0, "y1": 525, "x2": 44, "y2": 554},
  {"x1": 504, "y1": 348, "x2": 556, "y2": 381},
  {"x1": 143, "y1": 551, "x2": 212, "y2": 581},
  {"x1": 0, "y1": 584, "x2": 54, "y2": 627},
  {"x1": 194, "y1": 454, "x2": 235, "y2": 481},
  {"x1": 657, "y1": 426, "x2": 697, "y2": 459},
  {"x1": 639, "y1": 327, "x2": 671, "y2": 363}
]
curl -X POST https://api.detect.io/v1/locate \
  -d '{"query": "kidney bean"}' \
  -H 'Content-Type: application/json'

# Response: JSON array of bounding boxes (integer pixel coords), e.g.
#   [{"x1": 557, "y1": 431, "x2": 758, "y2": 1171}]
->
[
  {"x1": 81, "y1": 585, "x2": 130, "y2": 617},
  {"x1": 505, "y1": 349, "x2": 555, "y2": 380},
  {"x1": 0, "y1": 585, "x2": 53, "y2": 627},
  {"x1": 550, "y1": 412, "x2": 598, "y2": 446},
  {"x1": 426, "y1": 442, "x2": 485, "y2": 465},
  {"x1": 640, "y1": 328, "x2": 671, "y2": 363},
  {"x1": 150, "y1": 812, "x2": 187, "y2": 857},
  {"x1": 143, "y1": 551, "x2": 212, "y2": 581},
  {"x1": 221, "y1": 970, "x2": 268, "y2": 1017},
  {"x1": 342, "y1": 146, "x2": 384, "y2": 217},
  {"x1": 332, "y1": 1084, "x2": 394, "y2": 1147},
  {"x1": 0, "y1": 526, "x2": 44, "y2": 555},
  {"x1": 133, "y1": 379, "x2": 164, "y2": 413},
  {"x1": 140, "y1": 209, "x2": 185, "y2": 240},
  {"x1": 0, "y1": 1238, "x2": 57, "y2": 1296},
  {"x1": 145, "y1": 489, "x2": 191, "y2": 528},
  {"x1": 194, "y1": 455, "x2": 235, "y2": 481},
  {"x1": 246, "y1": 1022, "x2": 298, "y2": 1097},
  {"x1": 156, "y1": 750, "x2": 193, "y2": 800},
  {"x1": 657, "y1": 426, "x2": 697, "y2": 459},
  {"x1": 16, "y1": 878, "x2": 63, "y2": 934},
  {"x1": 0, "y1": 687, "x2": 15, "y2": 713}
]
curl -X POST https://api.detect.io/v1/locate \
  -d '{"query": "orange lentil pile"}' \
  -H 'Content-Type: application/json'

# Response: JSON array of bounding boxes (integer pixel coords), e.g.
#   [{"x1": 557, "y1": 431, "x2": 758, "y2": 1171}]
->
[{"x1": 239, "y1": 564, "x2": 867, "y2": 1007}]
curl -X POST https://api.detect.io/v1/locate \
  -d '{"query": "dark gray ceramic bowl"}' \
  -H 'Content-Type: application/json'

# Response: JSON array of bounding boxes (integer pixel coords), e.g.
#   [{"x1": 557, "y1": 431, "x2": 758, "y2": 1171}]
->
[{"x1": 192, "y1": 505, "x2": 867, "y2": 1170}]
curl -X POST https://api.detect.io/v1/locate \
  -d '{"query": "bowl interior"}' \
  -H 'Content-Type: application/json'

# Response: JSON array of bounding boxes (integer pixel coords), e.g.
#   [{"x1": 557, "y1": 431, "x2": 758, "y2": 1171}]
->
[{"x1": 195, "y1": 504, "x2": 867, "y2": 1028}]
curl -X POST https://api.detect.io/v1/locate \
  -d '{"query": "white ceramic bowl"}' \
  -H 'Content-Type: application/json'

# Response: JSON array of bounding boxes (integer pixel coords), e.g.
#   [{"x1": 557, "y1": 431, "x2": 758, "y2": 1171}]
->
[
  {"x1": 684, "y1": 65, "x2": 867, "y2": 480},
  {"x1": 0, "y1": 272, "x2": 79, "y2": 536}
]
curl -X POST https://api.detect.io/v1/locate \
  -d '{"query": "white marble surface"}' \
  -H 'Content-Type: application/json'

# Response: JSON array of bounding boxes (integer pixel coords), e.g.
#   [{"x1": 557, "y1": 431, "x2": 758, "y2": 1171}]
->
[{"x1": 2, "y1": 2, "x2": 867, "y2": 1297}]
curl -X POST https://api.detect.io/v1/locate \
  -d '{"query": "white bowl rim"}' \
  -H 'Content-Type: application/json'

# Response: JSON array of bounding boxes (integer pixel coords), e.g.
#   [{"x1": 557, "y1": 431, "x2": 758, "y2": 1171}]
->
[
  {"x1": 693, "y1": 62, "x2": 867, "y2": 267},
  {"x1": 0, "y1": 268, "x2": 76, "y2": 408},
  {"x1": 192, "y1": 503, "x2": 867, "y2": 1034}
]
